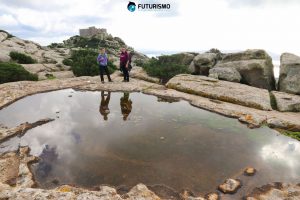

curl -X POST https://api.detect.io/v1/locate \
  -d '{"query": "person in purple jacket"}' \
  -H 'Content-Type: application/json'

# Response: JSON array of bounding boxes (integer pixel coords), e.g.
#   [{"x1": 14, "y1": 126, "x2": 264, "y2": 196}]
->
[
  {"x1": 120, "y1": 47, "x2": 130, "y2": 82},
  {"x1": 97, "y1": 48, "x2": 112, "y2": 83}
]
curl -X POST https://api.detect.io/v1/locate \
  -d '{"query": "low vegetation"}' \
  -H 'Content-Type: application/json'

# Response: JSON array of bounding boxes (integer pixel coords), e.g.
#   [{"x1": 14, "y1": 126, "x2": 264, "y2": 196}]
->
[
  {"x1": 62, "y1": 58, "x2": 73, "y2": 66},
  {"x1": 0, "y1": 30, "x2": 14, "y2": 38},
  {"x1": 0, "y1": 62, "x2": 38, "y2": 83},
  {"x1": 9, "y1": 51, "x2": 36, "y2": 64},
  {"x1": 279, "y1": 130, "x2": 300, "y2": 141},
  {"x1": 142, "y1": 56, "x2": 190, "y2": 83},
  {"x1": 48, "y1": 43, "x2": 65, "y2": 48},
  {"x1": 69, "y1": 49, "x2": 117, "y2": 77}
]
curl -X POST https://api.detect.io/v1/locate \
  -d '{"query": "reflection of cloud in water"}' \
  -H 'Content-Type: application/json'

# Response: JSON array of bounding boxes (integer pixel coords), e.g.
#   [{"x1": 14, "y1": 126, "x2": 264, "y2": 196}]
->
[{"x1": 261, "y1": 138, "x2": 300, "y2": 177}]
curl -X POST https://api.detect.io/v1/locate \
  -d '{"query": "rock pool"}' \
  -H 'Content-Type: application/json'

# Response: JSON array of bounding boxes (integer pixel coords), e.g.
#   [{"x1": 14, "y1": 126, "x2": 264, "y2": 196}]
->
[{"x1": 0, "y1": 89, "x2": 299, "y2": 197}]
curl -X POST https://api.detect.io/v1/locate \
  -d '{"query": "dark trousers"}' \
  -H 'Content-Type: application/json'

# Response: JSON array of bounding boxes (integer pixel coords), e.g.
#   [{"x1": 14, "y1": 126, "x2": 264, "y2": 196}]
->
[
  {"x1": 121, "y1": 64, "x2": 129, "y2": 81},
  {"x1": 99, "y1": 65, "x2": 111, "y2": 82}
]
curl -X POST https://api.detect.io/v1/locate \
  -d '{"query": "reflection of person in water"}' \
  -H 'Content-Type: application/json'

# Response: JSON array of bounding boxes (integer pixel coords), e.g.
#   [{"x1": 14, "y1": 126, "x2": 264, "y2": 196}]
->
[
  {"x1": 120, "y1": 93, "x2": 132, "y2": 121},
  {"x1": 99, "y1": 91, "x2": 111, "y2": 121},
  {"x1": 36, "y1": 145, "x2": 58, "y2": 178}
]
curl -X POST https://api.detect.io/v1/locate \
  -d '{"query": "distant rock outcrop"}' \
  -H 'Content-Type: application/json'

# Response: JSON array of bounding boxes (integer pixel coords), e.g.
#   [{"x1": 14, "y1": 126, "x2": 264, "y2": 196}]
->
[
  {"x1": 278, "y1": 53, "x2": 300, "y2": 94},
  {"x1": 0, "y1": 29, "x2": 148, "y2": 81},
  {"x1": 0, "y1": 30, "x2": 69, "y2": 64}
]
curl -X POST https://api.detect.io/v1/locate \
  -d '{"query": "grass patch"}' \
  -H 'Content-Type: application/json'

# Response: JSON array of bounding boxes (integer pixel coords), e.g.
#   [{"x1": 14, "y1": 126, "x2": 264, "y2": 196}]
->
[
  {"x1": 0, "y1": 62, "x2": 38, "y2": 83},
  {"x1": 69, "y1": 49, "x2": 116, "y2": 77},
  {"x1": 45, "y1": 74, "x2": 56, "y2": 80},
  {"x1": 9, "y1": 51, "x2": 36, "y2": 64}
]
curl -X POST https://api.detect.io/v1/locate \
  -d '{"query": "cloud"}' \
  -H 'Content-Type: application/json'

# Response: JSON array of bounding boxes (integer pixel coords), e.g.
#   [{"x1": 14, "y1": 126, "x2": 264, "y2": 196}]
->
[
  {"x1": 226, "y1": 0, "x2": 300, "y2": 7},
  {"x1": 0, "y1": 0, "x2": 68, "y2": 11},
  {"x1": 0, "y1": 14, "x2": 18, "y2": 27},
  {"x1": 1, "y1": 0, "x2": 300, "y2": 57}
]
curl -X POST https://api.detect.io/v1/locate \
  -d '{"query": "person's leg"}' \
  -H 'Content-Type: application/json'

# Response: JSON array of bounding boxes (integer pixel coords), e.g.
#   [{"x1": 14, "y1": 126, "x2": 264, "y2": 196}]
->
[
  {"x1": 124, "y1": 68, "x2": 129, "y2": 82},
  {"x1": 121, "y1": 65, "x2": 126, "y2": 81},
  {"x1": 99, "y1": 66, "x2": 104, "y2": 82},
  {"x1": 104, "y1": 66, "x2": 112, "y2": 81}
]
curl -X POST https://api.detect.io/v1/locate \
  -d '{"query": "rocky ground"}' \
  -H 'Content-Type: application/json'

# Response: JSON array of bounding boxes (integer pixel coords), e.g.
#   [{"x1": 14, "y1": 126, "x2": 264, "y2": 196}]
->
[{"x1": 0, "y1": 68, "x2": 300, "y2": 199}]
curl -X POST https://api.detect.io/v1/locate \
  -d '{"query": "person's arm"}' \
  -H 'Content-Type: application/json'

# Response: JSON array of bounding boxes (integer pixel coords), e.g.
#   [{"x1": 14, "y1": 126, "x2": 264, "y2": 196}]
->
[{"x1": 125, "y1": 53, "x2": 129, "y2": 68}]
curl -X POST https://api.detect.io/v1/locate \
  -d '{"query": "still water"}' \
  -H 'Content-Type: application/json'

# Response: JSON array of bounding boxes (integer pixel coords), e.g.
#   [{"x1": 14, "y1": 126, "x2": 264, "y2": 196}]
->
[{"x1": 0, "y1": 89, "x2": 299, "y2": 196}]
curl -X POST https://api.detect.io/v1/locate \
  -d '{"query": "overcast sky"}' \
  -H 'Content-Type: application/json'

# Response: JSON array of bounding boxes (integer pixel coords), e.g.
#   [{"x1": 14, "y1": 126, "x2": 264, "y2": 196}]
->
[{"x1": 1, "y1": 0, "x2": 300, "y2": 57}]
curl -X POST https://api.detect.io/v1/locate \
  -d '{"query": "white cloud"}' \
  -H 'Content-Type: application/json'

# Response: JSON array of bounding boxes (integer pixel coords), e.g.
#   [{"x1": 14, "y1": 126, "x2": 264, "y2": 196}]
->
[
  {"x1": 0, "y1": 0, "x2": 300, "y2": 57},
  {"x1": 0, "y1": 14, "x2": 18, "y2": 26}
]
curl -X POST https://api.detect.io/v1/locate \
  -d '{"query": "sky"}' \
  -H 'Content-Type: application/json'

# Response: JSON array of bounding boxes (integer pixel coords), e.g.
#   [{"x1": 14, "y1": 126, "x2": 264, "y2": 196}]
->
[{"x1": 1, "y1": 0, "x2": 300, "y2": 57}]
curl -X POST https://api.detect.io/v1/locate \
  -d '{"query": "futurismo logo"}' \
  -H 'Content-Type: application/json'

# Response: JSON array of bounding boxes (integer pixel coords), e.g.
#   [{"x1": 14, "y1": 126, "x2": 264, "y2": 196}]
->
[
  {"x1": 127, "y1": 1, "x2": 171, "y2": 12},
  {"x1": 127, "y1": 2, "x2": 136, "y2": 12}
]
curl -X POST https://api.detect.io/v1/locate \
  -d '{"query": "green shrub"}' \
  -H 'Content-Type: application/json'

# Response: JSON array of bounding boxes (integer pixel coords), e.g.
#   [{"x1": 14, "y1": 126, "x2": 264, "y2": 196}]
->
[
  {"x1": 69, "y1": 49, "x2": 116, "y2": 77},
  {"x1": 0, "y1": 62, "x2": 38, "y2": 84},
  {"x1": 142, "y1": 56, "x2": 190, "y2": 83},
  {"x1": 62, "y1": 58, "x2": 73, "y2": 66},
  {"x1": 48, "y1": 43, "x2": 64, "y2": 48},
  {"x1": 9, "y1": 51, "x2": 36, "y2": 64}
]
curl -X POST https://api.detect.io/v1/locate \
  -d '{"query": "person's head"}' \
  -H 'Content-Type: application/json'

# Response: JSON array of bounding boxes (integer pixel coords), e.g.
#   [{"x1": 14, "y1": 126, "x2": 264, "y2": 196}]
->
[
  {"x1": 104, "y1": 115, "x2": 108, "y2": 121},
  {"x1": 99, "y1": 48, "x2": 106, "y2": 54},
  {"x1": 121, "y1": 47, "x2": 126, "y2": 53}
]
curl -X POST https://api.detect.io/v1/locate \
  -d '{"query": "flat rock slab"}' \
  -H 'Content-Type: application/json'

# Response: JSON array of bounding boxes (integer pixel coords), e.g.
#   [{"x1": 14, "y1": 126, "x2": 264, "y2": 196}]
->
[
  {"x1": 0, "y1": 147, "x2": 38, "y2": 188},
  {"x1": 167, "y1": 74, "x2": 272, "y2": 110},
  {"x1": 129, "y1": 67, "x2": 160, "y2": 84},
  {"x1": 0, "y1": 183, "x2": 161, "y2": 200},
  {"x1": 0, "y1": 118, "x2": 54, "y2": 142},
  {"x1": 271, "y1": 91, "x2": 300, "y2": 112},
  {"x1": 246, "y1": 182, "x2": 300, "y2": 200}
]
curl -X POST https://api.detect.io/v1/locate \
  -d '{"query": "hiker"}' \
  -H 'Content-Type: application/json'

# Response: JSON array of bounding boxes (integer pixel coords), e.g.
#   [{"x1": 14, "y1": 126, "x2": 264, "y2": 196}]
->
[
  {"x1": 120, "y1": 47, "x2": 130, "y2": 82},
  {"x1": 99, "y1": 91, "x2": 111, "y2": 121},
  {"x1": 97, "y1": 48, "x2": 112, "y2": 83},
  {"x1": 120, "y1": 92, "x2": 132, "y2": 121}
]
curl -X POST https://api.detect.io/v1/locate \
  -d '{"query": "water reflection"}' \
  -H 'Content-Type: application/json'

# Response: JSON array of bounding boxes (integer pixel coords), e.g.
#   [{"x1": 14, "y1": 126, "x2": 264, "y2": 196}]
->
[
  {"x1": 0, "y1": 90, "x2": 299, "y2": 195},
  {"x1": 99, "y1": 91, "x2": 111, "y2": 121},
  {"x1": 120, "y1": 93, "x2": 132, "y2": 121},
  {"x1": 36, "y1": 145, "x2": 58, "y2": 178}
]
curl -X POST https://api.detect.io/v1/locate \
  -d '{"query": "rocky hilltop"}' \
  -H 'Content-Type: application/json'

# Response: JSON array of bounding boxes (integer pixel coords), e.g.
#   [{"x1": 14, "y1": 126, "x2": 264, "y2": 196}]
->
[{"x1": 0, "y1": 29, "x2": 148, "y2": 80}]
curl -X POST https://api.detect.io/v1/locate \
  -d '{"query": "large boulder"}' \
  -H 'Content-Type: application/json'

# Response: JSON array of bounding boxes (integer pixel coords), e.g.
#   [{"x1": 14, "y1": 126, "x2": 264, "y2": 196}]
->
[
  {"x1": 214, "y1": 49, "x2": 276, "y2": 90},
  {"x1": 189, "y1": 53, "x2": 218, "y2": 75},
  {"x1": 278, "y1": 53, "x2": 300, "y2": 94},
  {"x1": 209, "y1": 67, "x2": 241, "y2": 83},
  {"x1": 271, "y1": 91, "x2": 300, "y2": 112},
  {"x1": 166, "y1": 74, "x2": 272, "y2": 110}
]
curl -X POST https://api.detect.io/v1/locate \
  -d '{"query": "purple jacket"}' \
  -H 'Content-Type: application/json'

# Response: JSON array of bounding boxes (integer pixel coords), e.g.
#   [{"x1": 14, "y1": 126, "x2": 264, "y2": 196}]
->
[{"x1": 97, "y1": 53, "x2": 108, "y2": 66}]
